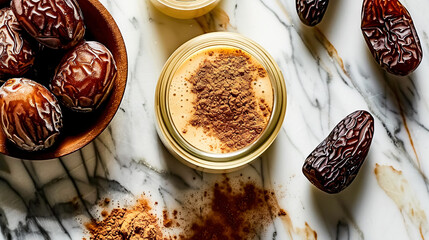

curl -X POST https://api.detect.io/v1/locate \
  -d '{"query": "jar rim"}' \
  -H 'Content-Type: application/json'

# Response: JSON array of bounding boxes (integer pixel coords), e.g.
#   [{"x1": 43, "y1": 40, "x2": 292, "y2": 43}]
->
[
  {"x1": 155, "y1": 32, "x2": 287, "y2": 172},
  {"x1": 156, "y1": 0, "x2": 219, "y2": 10}
]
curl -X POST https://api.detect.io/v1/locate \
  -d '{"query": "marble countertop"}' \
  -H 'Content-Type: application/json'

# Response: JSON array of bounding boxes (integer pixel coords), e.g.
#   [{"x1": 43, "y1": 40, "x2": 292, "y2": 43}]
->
[{"x1": 1, "y1": 0, "x2": 429, "y2": 239}]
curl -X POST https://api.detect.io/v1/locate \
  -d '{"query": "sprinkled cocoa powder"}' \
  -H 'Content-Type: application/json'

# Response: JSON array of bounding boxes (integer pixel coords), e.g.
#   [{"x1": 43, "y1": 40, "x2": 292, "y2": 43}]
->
[
  {"x1": 163, "y1": 210, "x2": 173, "y2": 228},
  {"x1": 187, "y1": 50, "x2": 271, "y2": 152},
  {"x1": 165, "y1": 177, "x2": 283, "y2": 240},
  {"x1": 84, "y1": 177, "x2": 286, "y2": 240},
  {"x1": 85, "y1": 198, "x2": 163, "y2": 240}
]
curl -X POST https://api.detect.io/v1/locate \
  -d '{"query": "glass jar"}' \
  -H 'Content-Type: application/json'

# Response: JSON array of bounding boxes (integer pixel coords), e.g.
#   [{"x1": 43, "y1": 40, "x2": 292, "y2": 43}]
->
[
  {"x1": 150, "y1": 0, "x2": 220, "y2": 19},
  {"x1": 155, "y1": 32, "x2": 287, "y2": 172}
]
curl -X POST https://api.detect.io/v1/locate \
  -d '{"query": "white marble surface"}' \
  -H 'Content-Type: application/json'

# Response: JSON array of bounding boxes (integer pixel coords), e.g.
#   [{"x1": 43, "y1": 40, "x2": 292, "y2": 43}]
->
[{"x1": 0, "y1": 0, "x2": 429, "y2": 239}]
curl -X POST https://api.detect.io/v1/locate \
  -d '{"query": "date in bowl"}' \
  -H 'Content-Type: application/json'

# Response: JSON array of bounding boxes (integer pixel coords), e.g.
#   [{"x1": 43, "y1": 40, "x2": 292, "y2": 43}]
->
[{"x1": 0, "y1": 0, "x2": 127, "y2": 159}]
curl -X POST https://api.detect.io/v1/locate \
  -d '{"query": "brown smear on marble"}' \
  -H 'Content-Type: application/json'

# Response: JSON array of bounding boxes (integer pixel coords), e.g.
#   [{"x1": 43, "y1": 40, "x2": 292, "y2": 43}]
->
[
  {"x1": 300, "y1": 222, "x2": 318, "y2": 240},
  {"x1": 279, "y1": 209, "x2": 317, "y2": 240},
  {"x1": 313, "y1": 27, "x2": 350, "y2": 79},
  {"x1": 195, "y1": 8, "x2": 230, "y2": 33},
  {"x1": 375, "y1": 164, "x2": 428, "y2": 239},
  {"x1": 85, "y1": 198, "x2": 163, "y2": 240},
  {"x1": 393, "y1": 90, "x2": 421, "y2": 169}
]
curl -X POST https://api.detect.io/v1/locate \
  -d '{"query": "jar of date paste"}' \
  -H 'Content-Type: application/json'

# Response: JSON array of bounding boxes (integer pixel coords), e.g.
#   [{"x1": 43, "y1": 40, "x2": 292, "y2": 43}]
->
[
  {"x1": 150, "y1": 0, "x2": 220, "y2": 19},
  {"x1": 155, "y1": 32, "x2": 286, "y2": 172}
]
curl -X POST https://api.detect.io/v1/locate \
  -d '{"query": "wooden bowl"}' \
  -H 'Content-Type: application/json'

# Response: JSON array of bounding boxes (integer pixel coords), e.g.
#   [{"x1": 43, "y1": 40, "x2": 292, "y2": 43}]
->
[{"x1": 0, "y1": 0, "x2": 128, "y2": 159}]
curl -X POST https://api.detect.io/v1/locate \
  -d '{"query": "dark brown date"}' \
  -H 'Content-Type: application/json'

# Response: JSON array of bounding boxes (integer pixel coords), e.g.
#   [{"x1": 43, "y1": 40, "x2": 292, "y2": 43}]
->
[
  {"x1": 302, "y1": 110, "x2": 374, "y2": 194},
  {"x1": 50, "y1": 41, "x2": 117, "y2": 112},
  {"x1": 296, "y1": 0, "x2": 329, "y2": 26},
  {"x1": 0, "y1": 8, "x2": 37, "y2": 78},
  {"x1": 0, "y1": 78, "x2": 63, "y2": 151},
  {"x1": 361, "y1": 0, "x2": 422, "y2": 76},
  {"x1": 11, "y1": 0, "x2": 85, "y2": 49}
]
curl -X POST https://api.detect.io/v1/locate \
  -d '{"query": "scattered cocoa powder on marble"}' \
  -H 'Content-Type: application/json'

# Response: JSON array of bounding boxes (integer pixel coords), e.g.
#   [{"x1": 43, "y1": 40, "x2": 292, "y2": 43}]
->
[
  {"x1": 163, "y1": 210, "x2": 173, "y2": 228},
  {"x1": 98, "y1": 198, "x2": 111, "y2": 207},
  {"x1": 278, "y1": 209, "x2": 287, "y2": 216},
  {"x1": 100, "y1": 210, "x2": 108, "y2": 218},
  {"x1": 85, "y1": 198, "x2": 163, "y2": 240},
  {"x1": 187, "y1": 49, "x2": 271, "y2": 153},
  {"x1": 84, "y1": 178, "x2": 285, "y2": 240},
  {"x1": 172, "y1": 177, "x2": 283, "y2": 240},
  {"x1": 71, "y1": 197, "x2": 80, "y2": 211}
]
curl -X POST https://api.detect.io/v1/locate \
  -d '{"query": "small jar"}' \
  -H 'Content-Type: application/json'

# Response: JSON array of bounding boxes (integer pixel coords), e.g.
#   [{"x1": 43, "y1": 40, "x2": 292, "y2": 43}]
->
[
  {"x1": 155, "y1": 32, "x2": 287, "y2": 173},
  {"x1": 150, "y1": 0, "x2": 220, "y2": 19}
]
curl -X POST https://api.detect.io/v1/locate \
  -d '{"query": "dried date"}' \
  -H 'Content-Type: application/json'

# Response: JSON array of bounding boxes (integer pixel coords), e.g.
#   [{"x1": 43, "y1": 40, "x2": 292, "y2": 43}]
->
[
  {"x1": 50, "y1": 41, "x2": 117, "y2": 112},
  {"x1": 11, "y1": 0, "x2": 85, "y2": 49},
  {"x1": 0, "y1": 8, "x2": 37, "y2": 78},
  {"x1": 361, "y1": 0, "x2": 422, "y2": 76},
  {"x1": 0, "y1": 78, "x2": 63, "y2": 151},
  {"x1": 302, "y1": 110, "x2": 374, "y2": 194},
  {"x1": 296, "y1": 0, "x2": 329, "y2": 26}
]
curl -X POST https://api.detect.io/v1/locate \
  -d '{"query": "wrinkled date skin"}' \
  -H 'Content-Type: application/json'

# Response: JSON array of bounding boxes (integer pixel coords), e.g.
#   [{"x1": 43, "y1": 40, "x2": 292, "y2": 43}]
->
[
  {"x1": 11, "y1": 0, "x2": 85, "y2": 49},
  {"x1": 50, "y1": 41, "x2": 117, "y2": 112},
  {"x1": 0, "y1": 78, "x2": 63, "y2": 151},
  {"x1": 296, "y1": 0, "x2": 329, "y2": 26},
  {"x1": 302, "y1": 110, "x2": 374, "y2": 194},
  {"x1": 361, "y1": 0, "x2": 422, "y2": 76},
  {"x1": 0, "y1": 8, "x2": 37, "y2": 78}
]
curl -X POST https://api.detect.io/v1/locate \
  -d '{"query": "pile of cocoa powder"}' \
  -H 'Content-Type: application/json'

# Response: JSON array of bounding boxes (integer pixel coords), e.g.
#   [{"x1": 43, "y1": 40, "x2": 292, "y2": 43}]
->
[
  {"x1": 84, "y1": 198, "x2": 163, "y2": 240},
  {"x1": 187, "y1": 50, "x2": 271, "y2": 152}
]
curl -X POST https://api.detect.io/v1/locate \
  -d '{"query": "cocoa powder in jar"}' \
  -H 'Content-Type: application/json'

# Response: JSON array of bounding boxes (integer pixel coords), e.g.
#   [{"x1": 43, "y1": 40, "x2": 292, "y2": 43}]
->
[{"x1": 171, "y1": 47, "x2": 273, "y2": 153}]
